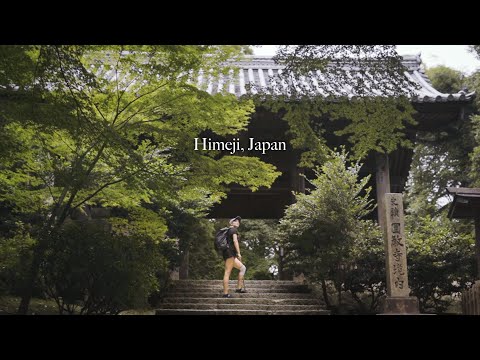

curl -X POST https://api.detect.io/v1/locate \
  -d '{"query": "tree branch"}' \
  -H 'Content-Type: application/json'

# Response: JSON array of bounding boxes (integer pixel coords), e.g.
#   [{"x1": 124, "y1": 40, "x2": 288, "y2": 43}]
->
[
  {"x1": 70, "y1": 169, "x2": 141, "y2": 210},
  {"x1": 113, "y1": 82, "x2": 169, "y2": 124}
]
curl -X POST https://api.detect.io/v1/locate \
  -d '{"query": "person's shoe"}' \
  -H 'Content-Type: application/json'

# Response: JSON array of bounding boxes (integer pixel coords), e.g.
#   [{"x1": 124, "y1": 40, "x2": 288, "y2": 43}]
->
[
  {"x1": 235, "y1": 288, "x2": 247, "y2": 293},
  {"x1": 222, "y1": 294, "x2": 232, "y2": 298}
]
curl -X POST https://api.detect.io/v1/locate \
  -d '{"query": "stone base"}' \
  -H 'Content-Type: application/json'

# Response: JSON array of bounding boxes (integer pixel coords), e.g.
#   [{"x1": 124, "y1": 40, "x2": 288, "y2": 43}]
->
[
  {"x1": 292, "y1": 272, "x2": 306, "y2": 284},
  {"x1": 380, "y1": 296, "x2": 419, "y2": 314},
  {"x1": 169, "y1": 268, "x2": 180, "y2": 281}
]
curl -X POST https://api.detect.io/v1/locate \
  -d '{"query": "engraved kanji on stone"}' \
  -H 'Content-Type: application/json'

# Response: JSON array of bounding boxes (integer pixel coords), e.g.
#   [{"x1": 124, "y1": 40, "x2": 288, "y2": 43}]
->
[
  {"x1": 385, "y1": 193, "x2": 411, "y2": 298},
  {"x1": 391, "y1": 234, "x2": 403, "y2": 247},
  {"x1": 390, "y1": 206, "x2": 399, "y2": 219},
  {"x1": 391, "y1": 223, "x2": 400, "y2": 234},
  {"x1": 393, "y1": 263, "x2": 405, "y2": 276},
  {"x1": 394, "y1": 278, "x2": 404, "y2": 289},
  {"x1": 392, "y1": 247, "x2": 403, "y2": 262}
]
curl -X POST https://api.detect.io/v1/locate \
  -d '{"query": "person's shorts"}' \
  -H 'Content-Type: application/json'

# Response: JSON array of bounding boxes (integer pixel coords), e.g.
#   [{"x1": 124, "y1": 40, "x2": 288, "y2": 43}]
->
[{"x1": 222, "y1": 248, "x2": 236, "y2": 261}]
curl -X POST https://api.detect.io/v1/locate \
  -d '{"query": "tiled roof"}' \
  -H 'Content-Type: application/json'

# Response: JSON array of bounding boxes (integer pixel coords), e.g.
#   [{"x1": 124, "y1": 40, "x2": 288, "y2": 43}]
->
[{"x1": 193, "y1": 55, "x2": 476, "y2": 103}]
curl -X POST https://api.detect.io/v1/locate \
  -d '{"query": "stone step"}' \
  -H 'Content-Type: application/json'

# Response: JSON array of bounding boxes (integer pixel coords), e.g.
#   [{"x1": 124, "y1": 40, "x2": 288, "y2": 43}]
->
[
  {"x1": 157, "y1": 303, "x2": 323, "y2": 311},
  {"x1": 168, "y1": 287, "x2": 311, "y2": 294},
  {"x1": 161, "y1": 292, "x2": 315, "y2": 299},
  {"x1": 162, "y1": 297, "x2": 322, "y2": 305},
  {"x1": 155, "y1": 280, "x2": 329, "y2": 315},
  {"x1": 170, "y1": 284, "x2": 310, "y2": 290},
  {"x1": 155, "y1": 309, "x2": 330, "y2": 315},
  {"x1": 173, "y1": 280, "x2": 300, "y2": 285}
]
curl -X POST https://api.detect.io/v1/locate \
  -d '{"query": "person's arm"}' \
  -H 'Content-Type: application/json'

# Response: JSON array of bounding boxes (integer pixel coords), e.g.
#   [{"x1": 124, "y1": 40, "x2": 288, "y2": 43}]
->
[{"x1": 233, "y1": 234, "x2": 241, "y2": 259}]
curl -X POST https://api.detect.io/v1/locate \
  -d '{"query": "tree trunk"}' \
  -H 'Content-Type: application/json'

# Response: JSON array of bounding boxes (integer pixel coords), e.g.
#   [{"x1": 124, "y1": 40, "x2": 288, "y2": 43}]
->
[
  {"x1": 321, "y1": 279, "x2": 331, "y2": 308},
  {"x1": 335, "y1": 279, "x2": 342, "y2": 305},
  {"x1": 17, "y1": 243, "x2": 45, "y2": 314},
  {"x1": 17, "y1": 142, "x2": 108, "y2": 314}
]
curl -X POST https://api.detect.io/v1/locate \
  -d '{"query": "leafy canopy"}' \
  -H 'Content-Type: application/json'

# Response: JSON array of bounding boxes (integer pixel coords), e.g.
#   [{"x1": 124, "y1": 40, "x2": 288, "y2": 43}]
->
[
  {"x1": 0, "y1": 45, "x2": 280, "y2": 224},
  {"x1": 252, "y1": 45, "x2": 419, "y2": 165}
]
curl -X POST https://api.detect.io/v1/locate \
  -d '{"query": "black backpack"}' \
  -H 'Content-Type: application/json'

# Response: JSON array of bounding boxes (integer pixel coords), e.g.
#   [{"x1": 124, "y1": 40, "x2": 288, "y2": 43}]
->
[{"x1": 214, "y1": 227, "x2": 230, "y2": 252}]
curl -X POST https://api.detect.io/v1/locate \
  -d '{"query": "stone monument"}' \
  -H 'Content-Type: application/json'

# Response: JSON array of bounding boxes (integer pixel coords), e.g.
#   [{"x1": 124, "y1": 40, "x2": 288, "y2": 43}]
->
[{"x1": 381, "y1": 193, "x2": 419, "y2": 314}]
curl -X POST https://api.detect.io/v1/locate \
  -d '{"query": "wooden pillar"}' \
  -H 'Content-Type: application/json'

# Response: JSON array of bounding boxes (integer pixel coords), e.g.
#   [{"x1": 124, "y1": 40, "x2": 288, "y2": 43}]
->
[
  {"x1": 375, "y1": 152, "x2": 391, "y2": 231},
  {"x1": 475, "y1": 214, "x2": 480, "y2": 279},
  {"x1": 297, "y1": 167, "x2": 305, "y2": 194},
  {"x1": 179, "y1": 248, "x2": 189, "y2": 280},
  {"x1": 278, "y1": 246, "x2": 285, "y2": 280}
]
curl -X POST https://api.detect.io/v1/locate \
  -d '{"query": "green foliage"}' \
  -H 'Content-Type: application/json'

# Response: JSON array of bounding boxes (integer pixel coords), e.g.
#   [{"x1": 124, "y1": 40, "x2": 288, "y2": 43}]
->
[
  {"x1": 406, "y1": 214, "x2": 476, "y2": 313},
  {"x1": 279, "y1": 149, "x2": 381, "y2": 312},
  {"x1": 403, "y1": 63, "x2": 479, "y2": 314},
  {"x1": 231, "y1": 45, "x2": 254, "y2": 55},
  {"x1": 405, "y1": 133, "x2": 474, "y2": 218},
  {"x1": 110, "y1": 206, "x2": 168, "y2": 244},
  {"x1": 256, "y1": 45, "x2": 418, "y2": 165},
  {"x1": 343, "y1": 221, "x2": 385, "y2": 313},
  {"x1": 0, "y1": 45, "x2": 279, "y2": 226},
  {"x1": 470, "y1": 45, "x2": 480, "y2": 61},
  {"x1": 464, "y1": 69, "x2": 480, "y2": 112},
  {"x1": 0, "y1": 45, "x2": 37, "y2": 90},
  {"x1": 41, "y1": 221, "x2": 169, "y2": 314},
  {"x1": 465, "y1": 75, "x2": 480, "y2": 186},
  {"x1": 471, "y1": 115, "x2": 480, "y2": 185},
  {"x1": 235, "y1": 219, "x2": 279, "y2": 280},
  {"x1": 274, "y1": 45, "x2": 417, "y2": 98},
  {"x1": 405, "y1": 64, "x2": 477, "y2": 217},
  {"x1": 188, "y1": 219, "x2": 224, "y2": 280},
  {"x1": 264, "y1": 97, "x2": 416, "y2": 167},
  {"x1": 466, "y1": 47, "x2": 480, "y2": 184},
  {"x1": 426, "y1": 66, "x2": 463, "y2": 93},
  {"x1": 0, "y1": 224, "x2": 36, "y2": 295},
  {"x1": 280, "y1": 148, "x2": 374, "y2": 250},
  {"x1": 329, "y1": 97, "x2": 416, "y2": 157},
  {"x1": 0, "y1": 45, "x2": 281, "y2": 312},
  {"x1": 188, "y1": 218, "x2": 280, "y2": 281}
]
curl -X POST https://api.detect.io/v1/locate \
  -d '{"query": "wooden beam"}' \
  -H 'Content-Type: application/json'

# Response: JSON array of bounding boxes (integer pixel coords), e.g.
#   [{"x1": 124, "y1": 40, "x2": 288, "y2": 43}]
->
[
  {"x1": 375, "y1": 152, "x2": 391, "y2": 231},
  {"x1": 475, "y1": 214, "x2": 480, "y2": 279},
  {"x1": 447, "y1": 187, "x2": 480, "y2": 195}
]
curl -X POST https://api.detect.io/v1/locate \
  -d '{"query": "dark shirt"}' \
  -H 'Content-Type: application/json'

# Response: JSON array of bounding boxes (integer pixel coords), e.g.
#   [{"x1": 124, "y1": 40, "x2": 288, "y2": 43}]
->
[{"x1": 227, "y1": 226, "x2": 239, "y2": 253}]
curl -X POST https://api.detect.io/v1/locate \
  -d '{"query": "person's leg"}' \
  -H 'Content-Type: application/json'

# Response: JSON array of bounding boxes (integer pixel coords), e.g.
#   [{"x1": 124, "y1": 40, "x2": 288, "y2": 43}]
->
[
  {"x1": 223, "y1": 257, "x2": 235, "y2": 295},
  {"x1": 233, "y1": 257, "x2": 246, "y2": 290}
]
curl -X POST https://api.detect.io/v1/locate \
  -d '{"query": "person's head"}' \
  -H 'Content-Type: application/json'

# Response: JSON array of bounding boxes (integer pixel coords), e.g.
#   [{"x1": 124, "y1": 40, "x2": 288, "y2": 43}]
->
[{"x1": 229, "y1": 216, "x2": 241, "y2": 228}]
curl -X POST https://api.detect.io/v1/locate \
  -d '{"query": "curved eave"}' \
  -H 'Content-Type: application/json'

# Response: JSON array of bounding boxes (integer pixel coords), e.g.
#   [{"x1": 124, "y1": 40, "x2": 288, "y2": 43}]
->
[
  {"x1": 195, "y1": 56, "x2": 476, "y2": 105},
  {"x1": 409, "y1": 70, "x2": 476, "y2": 103}
]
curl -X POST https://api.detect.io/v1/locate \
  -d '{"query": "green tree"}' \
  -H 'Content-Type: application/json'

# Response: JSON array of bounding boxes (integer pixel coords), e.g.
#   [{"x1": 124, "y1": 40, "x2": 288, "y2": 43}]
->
[
  {"x1": 471, "y1": 115, "x2": 480, "y2": 185},
  {"x1": 467, "y1": 47, "x2": 480, "y2": 185},
  {"x1": 406, "y1": 214, "x2": 476, "y2": 313},
  {"x1": 234, "y1": 219, "x2": 279, "y2": 280},
  {"x1": 0, "y1": 45, "x2": 280, "y2": 313},
  {"x1": 343, "y1": 222, "x2": 385, "y2": 313},
  {"x1": 403, "y1": 62, "x2": 479, "y2": 314},
  {"x1": 41, "y1": 221, "x2": 169, "y2": 314},
  {"x1": 279, "y1": 149, "x2": 377, "y2": 309},
  {"x1": 426, "y1": 65, "x2": 463, "y2": 93},
  {"x1": 470, "y1": 45, "x2": 480, "y2": 60},
  {"x1": 405, "y1": 132, "x2": 474, "y2": 218},
  {"x1": 462, "y1": 47, "x2": 480, "y2": 184},
  {"x1": 405, "y1": 64, "x2": 476, "y2": 218},
  {"x1": 188, "y1": 218, "x2": 224, "y2": 280}
]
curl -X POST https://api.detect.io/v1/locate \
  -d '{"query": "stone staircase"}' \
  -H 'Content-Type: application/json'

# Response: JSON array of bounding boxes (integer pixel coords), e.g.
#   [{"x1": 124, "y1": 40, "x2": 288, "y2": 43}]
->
[{"x1": 155, "y1": 280, "x2": 330, "y2": 315}]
